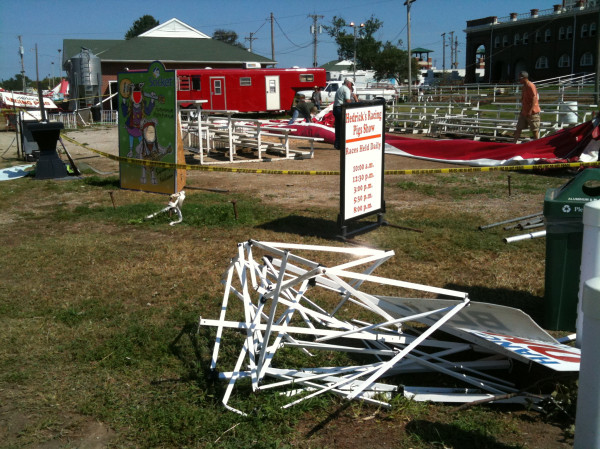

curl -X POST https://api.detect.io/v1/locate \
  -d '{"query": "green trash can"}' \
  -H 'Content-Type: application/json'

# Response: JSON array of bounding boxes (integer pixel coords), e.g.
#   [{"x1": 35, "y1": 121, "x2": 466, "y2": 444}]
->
[{"x1": 544, "y1": 168, "x2": 600, "y2": 331}]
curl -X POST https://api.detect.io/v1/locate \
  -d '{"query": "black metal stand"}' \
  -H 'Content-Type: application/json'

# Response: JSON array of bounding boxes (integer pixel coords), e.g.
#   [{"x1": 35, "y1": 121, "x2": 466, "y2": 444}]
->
[
  {"x1": 338, "y1": 213, "x2": 386, "y2": 240},
  {"x1": 29, "y1": 122, "x2": 69, "y2": 180}
]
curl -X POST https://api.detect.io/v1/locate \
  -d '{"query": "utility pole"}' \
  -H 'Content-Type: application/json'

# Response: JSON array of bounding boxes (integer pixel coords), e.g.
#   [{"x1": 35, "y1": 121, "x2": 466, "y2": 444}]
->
[
  {"x1": 348, "y1": 22, "x2": 365, "y2": 82},
  {"x1": 441, "y1": 32, "x2": 446, "y2": 74},
  {"x1": 270, "y1": 13, "x2": 275, "y2": 62},
  {"x1": 405, "y1": 0, "x2": 416, "y2": 99},
  {"x1": 35, "y1": 44, "x2": 46, "y2": 122},
  {"x1": 595, "y1": 3, "x2": 600, "y2": 103},
  {"x1": 449, "y1": 31, "x2": 455, "y2": 70},
  {"x1": 18, "y1": 35, "x2": 26, "y2": 92},
  {"x1": 454, "y1": 35, "x2": 459, "y2": 69},
  {"x1": 309, "y1": 14, "x2": 324, "y2": 68},
  {"x1": 245, "y1": 32, "x2": 257, "y2": 53}
]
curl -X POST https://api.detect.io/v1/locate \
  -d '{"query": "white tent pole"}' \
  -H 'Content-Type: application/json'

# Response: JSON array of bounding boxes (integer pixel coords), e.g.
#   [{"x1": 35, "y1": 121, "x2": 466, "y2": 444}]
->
[
  {"x1": 574, "y1": 277, "x2": 600, "y2": 449},
  {"x1": 577, "y1": 201, "x2": 600, "y2": 346}
]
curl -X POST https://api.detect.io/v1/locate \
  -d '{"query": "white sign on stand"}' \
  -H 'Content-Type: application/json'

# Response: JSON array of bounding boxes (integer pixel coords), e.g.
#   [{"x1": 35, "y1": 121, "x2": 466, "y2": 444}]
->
[{"x1": 339, "y1": 101, "x2": 386, "y2": 238}]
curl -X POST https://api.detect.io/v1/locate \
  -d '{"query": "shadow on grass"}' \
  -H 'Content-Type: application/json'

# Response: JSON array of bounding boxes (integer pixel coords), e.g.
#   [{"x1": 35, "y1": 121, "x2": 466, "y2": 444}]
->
[
  {"x1": 164, "y1": 322, "x2": 231, "y2": 398},
  {"x1": 83, "y1": 175, "x2": 120, "y2": 188},
  {"x1": 257, "y1": 215, "x2": 340, "y2": 240},
  {"x1": 258, "y1": 214, "x2": 386, "y2": 241},
  {"x1": 304, "y1": 401, "x2": 352, "y2": 439},
  {"x1": 443, "y1": 283, "x2": 544, "y2": 325},
  {"x1": 406, "y1": 420, "x2": 521, "y2": 449}
]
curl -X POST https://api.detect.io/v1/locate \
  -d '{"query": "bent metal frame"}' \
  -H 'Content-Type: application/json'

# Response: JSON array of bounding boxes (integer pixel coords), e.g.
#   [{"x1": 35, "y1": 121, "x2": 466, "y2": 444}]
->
[{"x1": 197, "y1": 241, "x2": 576, "y2": 416}]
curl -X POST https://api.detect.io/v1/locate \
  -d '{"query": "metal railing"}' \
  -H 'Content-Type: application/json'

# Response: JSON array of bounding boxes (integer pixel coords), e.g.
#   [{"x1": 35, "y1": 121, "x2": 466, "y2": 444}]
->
[{"x1": 48, "y1": 110, "x2": 118, "y2": 129}]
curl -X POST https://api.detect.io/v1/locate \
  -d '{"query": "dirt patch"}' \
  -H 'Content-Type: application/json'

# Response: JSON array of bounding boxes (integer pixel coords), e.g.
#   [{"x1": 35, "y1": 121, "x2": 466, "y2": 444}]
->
[
  {"x1": 0, "y1": 388, "x2": 116, "y2": 449},
  {"x1": 52, "y1": 127, "x2": 467, "y2": 210}
]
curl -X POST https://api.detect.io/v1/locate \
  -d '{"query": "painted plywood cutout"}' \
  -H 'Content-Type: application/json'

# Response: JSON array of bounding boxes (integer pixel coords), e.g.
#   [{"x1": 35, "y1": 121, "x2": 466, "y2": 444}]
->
[{"x1": 118, "y1": 61, "x2": 185, "y2": 194}]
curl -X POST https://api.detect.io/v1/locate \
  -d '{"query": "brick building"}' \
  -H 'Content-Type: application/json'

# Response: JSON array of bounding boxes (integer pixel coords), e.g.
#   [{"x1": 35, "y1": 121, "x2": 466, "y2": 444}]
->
[{"x1": 465, "y1": 0, "x2": 599, "y2": 83}]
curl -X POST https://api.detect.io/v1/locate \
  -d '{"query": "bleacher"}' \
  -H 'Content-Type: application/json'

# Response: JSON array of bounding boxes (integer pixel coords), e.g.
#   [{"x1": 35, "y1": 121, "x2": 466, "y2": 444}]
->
[{"x1": 179, "y1": 110, "x2": 323, "y2": 164}]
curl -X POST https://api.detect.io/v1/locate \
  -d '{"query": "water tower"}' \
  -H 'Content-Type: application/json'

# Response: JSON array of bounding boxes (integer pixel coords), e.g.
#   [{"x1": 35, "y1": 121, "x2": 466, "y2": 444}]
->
[{"x1": 67, "y1": 48, "x2": 102, "y2": 114}]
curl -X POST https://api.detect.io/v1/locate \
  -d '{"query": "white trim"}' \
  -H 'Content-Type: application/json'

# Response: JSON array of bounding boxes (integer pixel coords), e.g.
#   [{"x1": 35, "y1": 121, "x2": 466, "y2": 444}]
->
[{"x1": 139, "y1": 18, "x2": 210, "y2": 39}]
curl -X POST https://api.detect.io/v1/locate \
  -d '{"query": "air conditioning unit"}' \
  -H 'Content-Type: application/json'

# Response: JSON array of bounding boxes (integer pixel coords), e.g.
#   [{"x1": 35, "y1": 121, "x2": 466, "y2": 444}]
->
[{"x1": 245, "y1": 62, "x2": 261, "y2": 69}]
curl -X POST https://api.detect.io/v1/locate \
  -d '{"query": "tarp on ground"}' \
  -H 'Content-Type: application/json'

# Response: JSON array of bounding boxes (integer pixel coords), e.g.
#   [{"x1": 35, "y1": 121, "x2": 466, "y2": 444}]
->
[{"x1": 269, "y1": 110, "x2": 600, "y2": 167}]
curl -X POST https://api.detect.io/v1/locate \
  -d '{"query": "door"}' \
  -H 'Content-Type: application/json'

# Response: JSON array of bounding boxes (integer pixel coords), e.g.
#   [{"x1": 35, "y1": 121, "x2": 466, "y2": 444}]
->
[
  {"x1": 265, "y1": 76, "x2": 280, "y2": 110},
  {"x1": 210, "y1": 77, "x2": 226, "y2": 110}
]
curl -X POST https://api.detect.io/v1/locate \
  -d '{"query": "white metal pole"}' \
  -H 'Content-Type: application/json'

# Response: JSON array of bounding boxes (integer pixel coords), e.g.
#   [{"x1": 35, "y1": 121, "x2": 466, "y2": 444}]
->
[
  {"x1": 574, "y1": 277, "x2": 600, "y2": 449},
  {"x1": 503, "y1": 230, "x2": 546, "y2": 244},
  {"x1": 406, "y1": 1, "x2": 413, "y2": 100},
  {"x1": 576, "y1": 200, "x2": 600, "y2": 347}
]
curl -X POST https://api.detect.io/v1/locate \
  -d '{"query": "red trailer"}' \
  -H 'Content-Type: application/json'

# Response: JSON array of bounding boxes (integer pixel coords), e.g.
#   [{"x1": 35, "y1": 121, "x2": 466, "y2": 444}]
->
[{"x1": 176, "y1": 67, "x2": 326, "y2": 113}]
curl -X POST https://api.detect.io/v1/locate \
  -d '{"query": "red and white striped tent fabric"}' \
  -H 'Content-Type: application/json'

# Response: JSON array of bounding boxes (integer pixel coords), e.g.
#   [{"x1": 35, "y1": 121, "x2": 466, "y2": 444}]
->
[{"x1": 267, "y1": 109, "x2": 599, "y2": 167}]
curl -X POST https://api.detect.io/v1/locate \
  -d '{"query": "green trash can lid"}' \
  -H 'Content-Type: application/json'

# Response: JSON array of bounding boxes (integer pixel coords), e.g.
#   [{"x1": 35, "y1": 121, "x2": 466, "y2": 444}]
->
[{"x1": 544, "y1": 168, "x2": 600, "y2": 218}]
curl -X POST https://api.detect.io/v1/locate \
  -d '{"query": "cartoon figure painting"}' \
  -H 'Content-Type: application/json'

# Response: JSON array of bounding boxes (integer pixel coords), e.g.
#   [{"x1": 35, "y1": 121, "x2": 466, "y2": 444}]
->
[
  {"x1": 136, "y1": 118, "x2": 172, "y2": 184},
  {"x1": 120, "y1": 80, "x2": 155, "y2": 157}
]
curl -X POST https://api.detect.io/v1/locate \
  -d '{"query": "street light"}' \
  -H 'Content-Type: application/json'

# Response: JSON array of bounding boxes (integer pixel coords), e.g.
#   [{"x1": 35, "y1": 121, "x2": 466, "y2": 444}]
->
[
  {"x1": 404, "y1": 0, "x2": 416, "y2": 100},
  {"x1": 348, "y1": 21, "x2": 365, "y2": 83}
]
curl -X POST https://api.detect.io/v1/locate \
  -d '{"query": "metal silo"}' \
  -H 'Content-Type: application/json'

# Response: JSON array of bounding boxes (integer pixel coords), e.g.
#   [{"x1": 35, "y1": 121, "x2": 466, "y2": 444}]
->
[{"x1": 67, "y1": 48, "x2": 102, "y2": 114}]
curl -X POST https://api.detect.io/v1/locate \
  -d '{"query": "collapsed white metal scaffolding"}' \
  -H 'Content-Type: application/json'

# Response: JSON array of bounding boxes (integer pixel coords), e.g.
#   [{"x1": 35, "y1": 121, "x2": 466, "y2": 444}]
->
[{"x1": 200, "y1": 241, "x2": 579, "y2": 415}]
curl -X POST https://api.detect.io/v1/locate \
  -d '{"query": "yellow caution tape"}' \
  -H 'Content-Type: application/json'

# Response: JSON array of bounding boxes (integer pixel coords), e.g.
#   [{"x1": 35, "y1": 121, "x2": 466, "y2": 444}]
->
[{"x1": 61, "y1": 134, "x2": 600, "y2": 175}]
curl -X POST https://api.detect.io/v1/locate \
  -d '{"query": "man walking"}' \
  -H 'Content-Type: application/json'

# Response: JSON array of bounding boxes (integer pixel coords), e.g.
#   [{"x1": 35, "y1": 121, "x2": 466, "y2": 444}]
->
[{"x1": 514, "y1": 71, "x2": 541, "y2": 143}]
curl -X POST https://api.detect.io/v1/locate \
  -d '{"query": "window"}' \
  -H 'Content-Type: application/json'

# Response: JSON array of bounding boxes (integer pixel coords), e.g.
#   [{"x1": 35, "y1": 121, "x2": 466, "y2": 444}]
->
[
  {"x1": 567, "y1": 26, "x2": 573, "y2": 39},
  {"x1": 536, "y1": 56, "x2": 549, "y2": 69},
  {"x1": 299, "y1": 74, "x2": 315, "y2": 82},
  {"x1": 239, "y1": 77, "x2": 252, "y2": 86},
  {"x1": 514, "y1": 33, "x2": 521, "y2": 45},
  {"x1": 591, "y1": 23, "x2": 597, "y2": 37},
  {"x1": 535, "y1": 31, "x2": 541, "y2": 43},
  {"x1": 502, "y1": 35, "x2": 509, "y2": 47},
  {"x1": 213, "y1": 80, "x2": 222, "y2": 95},
  {"x1": 581, "y1": 52, "x2": 594, "y2": 66},
  {"x1": 582, "y1": 24, "x2": 589, "y2": 38},
  {"x1": 545, "y1": 29, "x2": 552, "y2": 42},
  {"x1": 191, "y1": 75, "x2": 201, "y2": 90},
  {"x1": 558, "y1": 54, "x2": 570, "y2": 68},
  {"x1": 178, "y1": 76, "x2": 191, "y2": 91},
  {"x1": 559, "y1": 26, "x2": 566, "y2": 40},
  {"x1": 523, "y1": 32, "x2": 529, "y2": 45},
  {"x1": 494, "y1": 36, "x2": 501, "y2": 48}
]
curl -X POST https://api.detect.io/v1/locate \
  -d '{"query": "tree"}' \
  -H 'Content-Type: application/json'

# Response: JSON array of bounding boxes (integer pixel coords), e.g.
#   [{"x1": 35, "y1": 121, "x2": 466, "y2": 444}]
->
[
  {"x1": 325, "y1": 15, "x2": 420, "y2": 86},
  {"x1": 125, "y1": 15, "x2": 159, "y2": 40},
  {"x1": 372, "y1": 41, "x2": 420, "y2": 86},
  {"x1": 0, "y1": 74, "x2": 32, "y2": 91},
  {"x1": 212, "y1": 29, "x2": 246, "y2": 49},
  {"x1": 324, "y1": 16, "x2": 383, "y2": 70}
]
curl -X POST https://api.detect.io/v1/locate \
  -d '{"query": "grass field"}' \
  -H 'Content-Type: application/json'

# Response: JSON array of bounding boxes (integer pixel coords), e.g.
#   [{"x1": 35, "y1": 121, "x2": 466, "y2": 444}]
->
[{"x1": 0, "y1": 135, "x2": 580, "y2": 448}]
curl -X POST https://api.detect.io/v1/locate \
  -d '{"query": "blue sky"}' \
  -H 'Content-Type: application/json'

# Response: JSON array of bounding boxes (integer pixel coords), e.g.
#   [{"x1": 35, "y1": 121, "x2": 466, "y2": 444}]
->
[{"x1": 0, "y1": 0, "x2": 561, "y2": 84}]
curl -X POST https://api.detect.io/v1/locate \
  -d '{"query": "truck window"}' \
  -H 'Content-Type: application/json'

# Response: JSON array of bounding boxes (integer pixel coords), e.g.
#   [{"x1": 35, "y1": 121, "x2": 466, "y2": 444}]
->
[
  {"x1": 191, "y1": 75, "x2": 201, "y2": 90},
  {"x1": 299, "y1": 74, "x2": 314, "y2": 82},
  {"x1": 327, "y1": 84, "x2": 338, "y2": 93},
  {"x1": 240, "y1": 77, "x2": 252, "y2": 86}
]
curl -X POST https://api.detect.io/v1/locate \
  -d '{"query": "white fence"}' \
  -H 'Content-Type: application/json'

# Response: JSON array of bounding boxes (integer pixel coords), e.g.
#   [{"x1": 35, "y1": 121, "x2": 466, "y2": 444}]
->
[{"x1": 48, "y1": 109, "x2": 118, "y2": 129}]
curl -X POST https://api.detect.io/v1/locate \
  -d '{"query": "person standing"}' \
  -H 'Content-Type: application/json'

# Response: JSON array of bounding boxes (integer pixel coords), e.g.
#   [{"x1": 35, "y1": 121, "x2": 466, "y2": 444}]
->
[
  {"x1": 514, "y1": 71, "x2": 541, "y2": 143},
  {"x1": 311, "y1": 86, "x2": 322, "y2": 111},
  {"x1": 333, "y1": 78, "x2": 354, "y2": 149}
]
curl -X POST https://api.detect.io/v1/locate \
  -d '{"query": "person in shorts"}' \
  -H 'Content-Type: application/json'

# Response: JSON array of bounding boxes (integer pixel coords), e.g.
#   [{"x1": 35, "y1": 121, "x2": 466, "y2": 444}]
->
[{"x1": 514, "y1": 71, "x2": 541, "y2": 142}]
